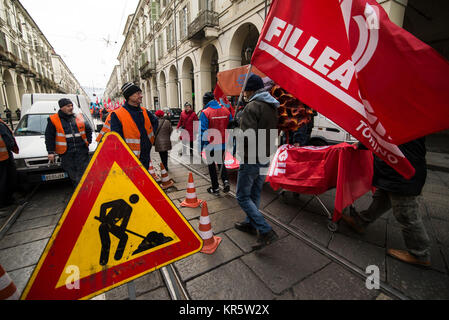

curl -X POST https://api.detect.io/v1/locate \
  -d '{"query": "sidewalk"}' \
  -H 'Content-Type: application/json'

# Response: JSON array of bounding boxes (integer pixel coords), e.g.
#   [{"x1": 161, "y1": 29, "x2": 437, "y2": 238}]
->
[
  {"x1": 427, "y1": 151, "x2": 449, "y2": 173},
  {"x1": 155, "y1": 150, "x2": 449, "y2": 300},
  {"x1": 1, "y1": 147, "x2": 448, "y2": 300}
]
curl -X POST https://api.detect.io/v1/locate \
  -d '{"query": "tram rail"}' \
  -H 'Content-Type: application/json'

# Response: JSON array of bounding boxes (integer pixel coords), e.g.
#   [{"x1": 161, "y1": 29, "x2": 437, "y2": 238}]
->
[{"x1": 170, "y1": 153, "x2": 410, "y2": 301}]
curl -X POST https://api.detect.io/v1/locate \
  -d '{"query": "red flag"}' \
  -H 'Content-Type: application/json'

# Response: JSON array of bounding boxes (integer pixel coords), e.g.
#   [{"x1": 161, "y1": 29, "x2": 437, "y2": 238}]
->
[
  {"x1": 251, "y1": 0, "x2": 449, "y2": 179},
  {"x1": 267, "y1": 143, "x2": 373, "y2": 221}
]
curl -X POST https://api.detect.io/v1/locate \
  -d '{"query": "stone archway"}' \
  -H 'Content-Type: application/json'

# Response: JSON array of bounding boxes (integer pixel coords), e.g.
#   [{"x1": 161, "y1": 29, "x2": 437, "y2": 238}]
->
[
  {"x1": 158, "y1": 71, "x2": 167, "y2": 109},
  {"x1": 181, "y1": 56, "x2": 195, "y2": 110},
  {"x1": 26, "y1": 78, "x2": 34, "y2": 93},
  {"x1": 151, "y1": 76, "x2": 159, "y2": 109},
  {"x1": 17, "y1": 74, "x2": 26, "y2": 109},
  {"x1": 3, "y1": 69, "x2": 19, "y2": 113},
  {"x1": 199, "y1": 44, "x2": 219, "y2": 99},
  {"x1": 167, "y1": 64, "x2": 179, "y2": 108},
  {"x1": 229, "y1": 22, "x2": 260, "y2": 68}
]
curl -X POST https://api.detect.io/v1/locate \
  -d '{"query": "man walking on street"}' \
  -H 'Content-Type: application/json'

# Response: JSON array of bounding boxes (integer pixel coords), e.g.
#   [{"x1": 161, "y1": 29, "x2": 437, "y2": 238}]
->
[
  {"x1": 200, "y1": 92, "x2": 232, "y2": 195},
  {"x1": 45, "y1": 98, "x2": 92, "y2": 186},
  {"x1": 341, "y1": 138, "x2": 432, "y2": 267},
  {"x1": 110, "y1": 82, "x2": 158, "y2": 170},
  {"x1": 0, "y1": 118, "x2": 19, "y2": 208},
  {"x1": 234, "y1": 74, "x2": 280, "y2": 250}
]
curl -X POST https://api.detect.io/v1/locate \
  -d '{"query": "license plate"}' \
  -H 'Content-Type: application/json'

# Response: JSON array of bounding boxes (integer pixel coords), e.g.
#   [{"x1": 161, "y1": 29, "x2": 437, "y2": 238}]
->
[{"x1": 42, "y1": 172, "x2": 68, "y2": 181}]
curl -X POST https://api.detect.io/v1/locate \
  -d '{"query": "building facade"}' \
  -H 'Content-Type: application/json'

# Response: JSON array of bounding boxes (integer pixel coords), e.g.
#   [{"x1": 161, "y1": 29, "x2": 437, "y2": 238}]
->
[
  {"x1": 0, "y1": 0, "x2": 86, "y2": 118},
  {"x1": 107, "y1": 0, "x2": 446, "y2": 115},
  {"x1": 108, "y1": 0, "x2": 269, "y2": 112}
]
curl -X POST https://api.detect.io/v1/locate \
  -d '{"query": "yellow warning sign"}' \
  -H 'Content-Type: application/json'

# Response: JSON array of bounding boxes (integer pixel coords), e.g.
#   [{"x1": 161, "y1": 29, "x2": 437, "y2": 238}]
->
[{"x1": 22, "y1": 132, "x2": 202, "y2": 300}]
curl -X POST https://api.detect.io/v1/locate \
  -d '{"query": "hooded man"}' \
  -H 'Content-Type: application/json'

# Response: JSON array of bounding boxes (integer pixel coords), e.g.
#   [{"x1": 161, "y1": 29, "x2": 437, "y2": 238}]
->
[
  {"x1": 110, "y1": 82, "x2": 158, "y2": 170},
  {"x1": 234, "y1": 73, "x2": 280, "y2": 250},
  {"x1": 45, "y1": 98, "x2": 92, "y2": 186}
]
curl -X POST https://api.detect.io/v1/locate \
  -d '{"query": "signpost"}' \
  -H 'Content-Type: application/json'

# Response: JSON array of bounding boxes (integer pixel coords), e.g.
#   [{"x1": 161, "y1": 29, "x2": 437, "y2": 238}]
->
[{"x1": 22, "y1": 132, "x2": 203, "y2": 300}]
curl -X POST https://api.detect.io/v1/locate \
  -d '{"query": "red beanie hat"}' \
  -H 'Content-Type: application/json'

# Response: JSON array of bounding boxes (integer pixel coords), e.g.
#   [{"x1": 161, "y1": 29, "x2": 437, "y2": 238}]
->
[{"x1": 155, "y1": 110, "x2": 164, "y2": 117}]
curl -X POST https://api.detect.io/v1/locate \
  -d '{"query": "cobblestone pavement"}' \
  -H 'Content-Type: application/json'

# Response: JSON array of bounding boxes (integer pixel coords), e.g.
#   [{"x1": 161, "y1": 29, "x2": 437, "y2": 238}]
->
[{"x1": 1, "y1": 147, "x2": 448, "y2": 300}]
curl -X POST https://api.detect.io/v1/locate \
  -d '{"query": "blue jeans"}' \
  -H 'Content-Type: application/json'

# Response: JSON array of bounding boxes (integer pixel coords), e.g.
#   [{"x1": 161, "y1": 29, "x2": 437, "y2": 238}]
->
[{"x1": 236, "y1": 163, "x2": 272, "y2": 234}]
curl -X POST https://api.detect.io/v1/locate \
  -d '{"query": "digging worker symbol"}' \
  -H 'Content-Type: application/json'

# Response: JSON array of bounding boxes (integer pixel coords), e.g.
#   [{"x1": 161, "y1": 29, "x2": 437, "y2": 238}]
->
[{"x1": 97, "y1": 194, "x2": 139, "y2": 266}]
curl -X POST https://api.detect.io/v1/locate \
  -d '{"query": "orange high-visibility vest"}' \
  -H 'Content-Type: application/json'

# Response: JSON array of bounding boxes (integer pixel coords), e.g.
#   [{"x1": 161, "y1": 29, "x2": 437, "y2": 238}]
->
[
  {"x1": 113, "y1": 106, "x2": 155, "y2": 158},
  {"x1": 49, "y1": 113, "x2": 89, "y2": 155},
  {"x1": 96, "y1": 113, "x2": 111, "y2": 143},
  {"x1": 0, "y1": 119, "x2": 19, "y2": 161}
]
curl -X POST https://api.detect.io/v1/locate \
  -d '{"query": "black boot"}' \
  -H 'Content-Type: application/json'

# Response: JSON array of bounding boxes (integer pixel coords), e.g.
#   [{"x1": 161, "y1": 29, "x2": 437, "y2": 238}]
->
[{"x1": 252, "y1": 229, "x2": 279, "y2": 250}]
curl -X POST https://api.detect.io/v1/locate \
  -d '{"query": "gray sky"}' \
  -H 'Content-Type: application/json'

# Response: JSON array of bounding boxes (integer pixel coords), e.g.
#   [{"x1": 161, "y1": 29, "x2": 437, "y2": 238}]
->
[{"x1": 20, "y1": 0, "x2": 139, "y2": 93}]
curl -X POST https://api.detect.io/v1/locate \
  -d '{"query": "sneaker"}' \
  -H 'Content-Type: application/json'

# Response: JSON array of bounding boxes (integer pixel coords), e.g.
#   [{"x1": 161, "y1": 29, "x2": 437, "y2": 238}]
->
[
  {"x1": 207, "y1": 187, "x2": 220, "y2": 196},
  {"x1": 223, "y1": 180, "x2": 230, "y2": 193},
  {"x1": 252, "y1": 229, "x2": 279, "y2": 250},
  {"x1": 235, "y1": 221, "x2": 257, "y2": 235}
]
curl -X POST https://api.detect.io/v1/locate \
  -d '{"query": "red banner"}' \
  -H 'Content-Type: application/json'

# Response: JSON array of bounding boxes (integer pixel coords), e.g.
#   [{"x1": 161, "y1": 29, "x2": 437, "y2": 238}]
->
[
  {"x1": 216, "y1": 65, "x2": 266, "y2": 96},
  {"x1": 267, "y1": 143, "x2": 373, "y2": 221},
  {"x1": 251, "y1": 0, "x2": 449, "y2": 179}
]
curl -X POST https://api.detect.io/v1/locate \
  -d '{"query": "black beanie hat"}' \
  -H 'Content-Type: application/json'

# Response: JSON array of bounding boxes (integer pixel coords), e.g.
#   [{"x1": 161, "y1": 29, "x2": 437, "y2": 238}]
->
[
  {"x1": 58, "y1": 98, "x2": 73, "y2": 108},
  {"x1": 121, "y1": 82, "x2": 142, "y2": 100},
  {"x1": 244, "y1": 74, "x2": 264, "y2": 92},
  {"x1": 203, "y1": 92, "x2": 215, "y2": 105}
]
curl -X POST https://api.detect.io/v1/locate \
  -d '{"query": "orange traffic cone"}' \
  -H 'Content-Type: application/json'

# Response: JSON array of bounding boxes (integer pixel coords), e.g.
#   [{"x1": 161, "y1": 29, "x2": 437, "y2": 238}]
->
[
  {"x1": 198, "y1": 201, "x2": 221, "y2": 254},
  {"x1": 148, "y1": 161, "x2": 161, "y2": 182},
  {"x1": 159, "y1": 162, "x2": 174, "y2": 189},
  {"x1": 0, "y1": 264, "x2": 19, "y2": 300},
  {"x1": 180, "y1": 172, "x2": 203, "y2": 208}
]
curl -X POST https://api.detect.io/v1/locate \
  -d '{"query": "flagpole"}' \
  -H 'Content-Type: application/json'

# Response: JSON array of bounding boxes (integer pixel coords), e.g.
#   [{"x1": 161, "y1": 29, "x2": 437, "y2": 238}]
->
[
  {"x1": 217, "y1": 64, "x2": 253, "y2": 180},
  {"x1": 236, "y1": 64, "x2": 253, "y2": 111}
]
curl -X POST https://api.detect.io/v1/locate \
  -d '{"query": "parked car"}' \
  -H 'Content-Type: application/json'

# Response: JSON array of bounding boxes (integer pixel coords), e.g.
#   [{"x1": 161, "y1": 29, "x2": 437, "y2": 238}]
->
[
  {"x1": 169, "y1": 108, "x2": 182, "y2": 125},
  {"x1": 309, "y1": 112, "x2": 358, "y2": 146},
  {"x1": 13, "y1": 94, "x2": 97, "y2": 185}
]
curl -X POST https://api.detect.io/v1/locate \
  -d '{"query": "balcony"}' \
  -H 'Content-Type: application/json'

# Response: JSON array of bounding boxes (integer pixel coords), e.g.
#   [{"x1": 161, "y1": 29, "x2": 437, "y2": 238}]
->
[
  {"x1": 187, "y1": 10, "x2": 219, "y2": 41},
  {"x1": 140, "y1": 61, "x2": 156, "y2": 79}
]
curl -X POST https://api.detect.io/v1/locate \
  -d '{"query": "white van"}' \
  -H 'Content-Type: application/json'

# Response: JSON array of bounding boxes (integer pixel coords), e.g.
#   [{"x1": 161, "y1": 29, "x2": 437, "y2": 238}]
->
[
  {"x1": 13, "y1": 94, "x2": 98, "y2": 185},
  {"x1": 309, "y1": 113, "x2": 358, "y2": 146}
]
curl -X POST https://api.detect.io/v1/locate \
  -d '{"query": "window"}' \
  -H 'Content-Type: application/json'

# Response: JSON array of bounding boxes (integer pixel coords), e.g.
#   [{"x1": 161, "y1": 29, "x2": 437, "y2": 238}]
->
[
  {"x1": 166, "y1": 23, "x2": 174, "y2": 50},
  {"x1": 179, "y1": 5, "x2": 190, "y2": 39},
  {"x1": 151, "y1": 1, "x2": 160, "y2": 21},
  {"x1": 157, "y1": 35, "x2": 163, "y2": 59},
  {"x1": 15, "y1": 114, "x2": 52, "y2": 136},
  {"x1": 199, "y1": 0, "x2": 215, "y2": 11}
]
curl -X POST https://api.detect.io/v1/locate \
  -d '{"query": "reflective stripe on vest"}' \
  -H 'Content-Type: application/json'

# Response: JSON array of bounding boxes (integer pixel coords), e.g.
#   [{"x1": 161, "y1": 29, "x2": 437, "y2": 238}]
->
[
  {"x1": 113, "y1": 107, "x2": 154, "y2": 157},
  {"x1": 96, "y1": 113, "x2": 112, "y2": 142},
  {"x1": 49, "y1": 113, "x2": 89, "y2": 155}
]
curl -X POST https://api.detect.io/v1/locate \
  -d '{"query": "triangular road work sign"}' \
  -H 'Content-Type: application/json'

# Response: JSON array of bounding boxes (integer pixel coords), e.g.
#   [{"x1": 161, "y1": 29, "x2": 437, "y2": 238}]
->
[{"x1": 21, "y1": 132, "x2": 203, "y2": 300}]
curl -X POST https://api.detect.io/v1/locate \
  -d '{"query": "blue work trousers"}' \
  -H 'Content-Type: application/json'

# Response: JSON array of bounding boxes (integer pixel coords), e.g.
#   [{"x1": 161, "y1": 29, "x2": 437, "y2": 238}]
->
[{"x1": 236, "y1": 163, "x2": 272, "y2": 234}]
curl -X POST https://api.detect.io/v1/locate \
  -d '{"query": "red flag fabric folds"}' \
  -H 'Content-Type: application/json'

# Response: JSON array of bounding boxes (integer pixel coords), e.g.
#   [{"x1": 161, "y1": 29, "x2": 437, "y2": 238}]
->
[
  {"x1": 251, "y1": 0, "x2": 449, "y2": 179},
  {"x1": 266, "y1": 143, "x2": 373, "y2": 222}
]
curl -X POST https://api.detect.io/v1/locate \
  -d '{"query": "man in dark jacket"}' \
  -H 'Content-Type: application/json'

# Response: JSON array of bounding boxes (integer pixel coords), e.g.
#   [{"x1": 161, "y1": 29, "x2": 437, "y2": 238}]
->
[
  {"x1": 234, "y1": 74, "x2": 280, "y2": 250},
  {"x1": 110, "y1": 83, "x2": 158, "y2": 170},
  {"x1": 0, "y1": 118, "x2": 19, "y2": 208},
  {"x1": 341, "y1": 138, "x2": 431, "y2": 267},
  {"x1": 45, "y1": 98, "x2": 93, "y2": 186}
]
